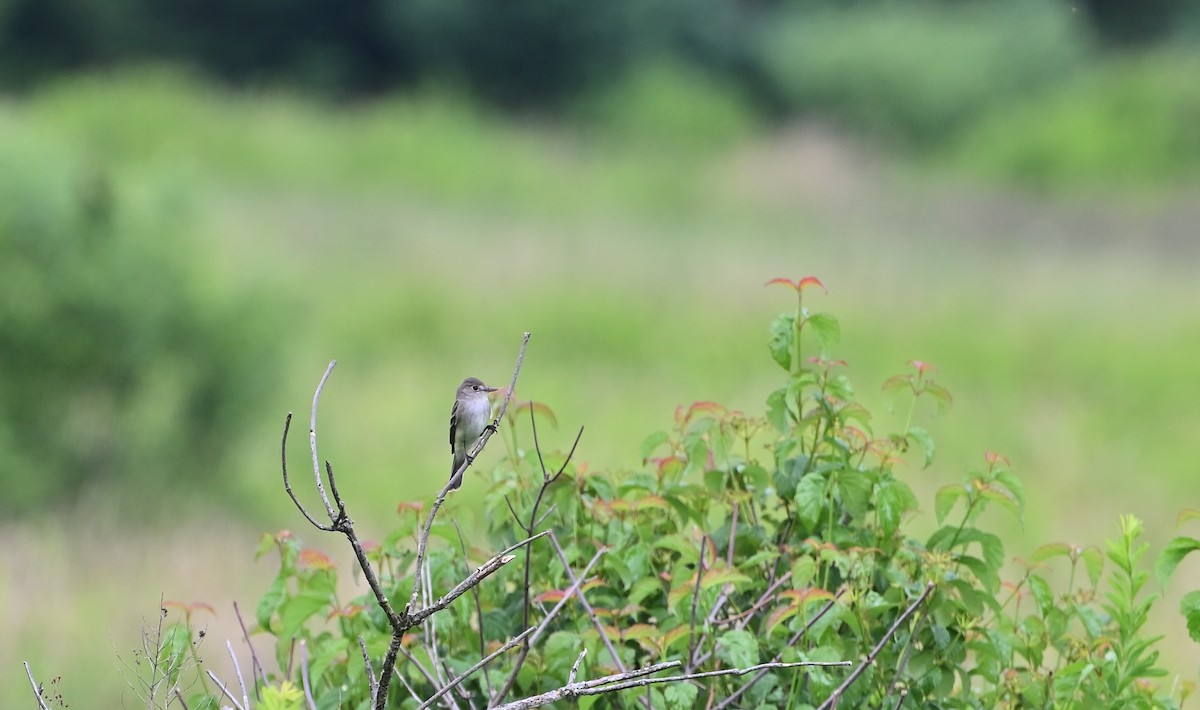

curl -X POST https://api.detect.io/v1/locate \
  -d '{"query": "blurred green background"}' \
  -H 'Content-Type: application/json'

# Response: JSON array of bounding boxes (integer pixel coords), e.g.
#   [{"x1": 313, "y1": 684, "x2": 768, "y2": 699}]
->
[{"x1": 2, "y1": 0, "x2": 1199, "y2": 705}]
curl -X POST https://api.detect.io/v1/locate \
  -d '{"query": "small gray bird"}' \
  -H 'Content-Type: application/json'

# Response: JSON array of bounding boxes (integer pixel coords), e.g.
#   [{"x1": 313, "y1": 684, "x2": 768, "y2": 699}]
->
[{"x1": 448, "y1": 377, "x2": 497, "y2": 489}]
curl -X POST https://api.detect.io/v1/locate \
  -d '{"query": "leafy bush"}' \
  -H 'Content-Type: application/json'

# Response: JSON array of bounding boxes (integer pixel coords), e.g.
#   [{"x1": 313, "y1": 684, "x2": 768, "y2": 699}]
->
[
  {"x1": 760, "y1": 1, "x2": 1089, "y2": 147},
  {"x1": 0, "y1": 133, "x2": 278, "y2": 513},
  {"x1": 208, "y1": 278, "x2": 1196, "y2": 709},
  {"x1": 948, "y1": 50, "x2": 1200, "y2": 190}
]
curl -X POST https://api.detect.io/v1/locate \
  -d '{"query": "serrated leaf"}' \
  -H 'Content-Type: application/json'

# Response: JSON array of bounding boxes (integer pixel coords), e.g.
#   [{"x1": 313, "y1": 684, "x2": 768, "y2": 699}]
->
[
  {"x1": 1027, "y1": 574, "x2": 1054, "y2": 616},
  {"x1": 907, "y1": 427, "x2": 935, "y2": 467},
  {"x1": 766, "y1": 388, "x2": 790, "y2": 433},
  {"x1": 838, "y1": 470, "x2": 872, "y2": 521},
  {"x1": 881, "y1": 374, "x2": 911, "y2": 394},
  {"x1": 769, "y1": 315, "x2": 795, "y2": 372},
  {"x1": 1181, "y1": 591, "x2": 1200, "y2": 643},
  {"x1": 979, "y1": 488, "x2": 1020, "y2": 521},
  {"x1": 935, "y1": 484, "x2": 967, "y2": 524},
  {"x1": 805, "y1": 313, "x2": 841, "y2": 350},
  {"x1": 1156, "y1": 536, "x2": 1200, "y2": 587},
  {"x1": 716, "y1": 629, "x2": 758, "y2": 668}
]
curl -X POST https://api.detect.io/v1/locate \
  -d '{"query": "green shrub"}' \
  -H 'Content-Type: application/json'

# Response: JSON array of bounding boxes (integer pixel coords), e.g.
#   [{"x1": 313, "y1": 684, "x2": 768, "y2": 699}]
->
[
  {"x1": 0, "y1": 133, "x2": 278, "y2": 513},
  {"x1": 948, "y1": 49, "x2": 1200, "y2": 190},
  {"x1": 218, "y1": 278, "x2": 1194, "y2": 708},
  {"x1": 760, "y1": 1, "x2": 1089, "y2": 147}
]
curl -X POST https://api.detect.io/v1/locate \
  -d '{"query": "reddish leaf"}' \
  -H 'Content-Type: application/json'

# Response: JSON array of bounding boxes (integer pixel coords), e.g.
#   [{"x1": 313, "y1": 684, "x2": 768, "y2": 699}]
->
[
  {"x1": 909, "y1": 360, "x2": 934, "y2": 374},
  {"x1": 535, "y1": 589, "x2": 567, "y2": 604},
  {"x1": 300, "y1": 548, "x2": 334, "y2": 570},
  {"x1": 797, "y1": 276, "x2": 826, "y2": 292},
  {"x1": 164, "y1": 600, "x2": 215, "y2": 616},
  {"x1": 396, "y1": 501, "x2": 425, "y2": 516},
  {"x1": 327, "y1": 604, "x2": 365, "y2": 620},
  {"x1": 984, "y1": 451, "x2": 1009, "y2": 467},
  {"x1": 765, "y1": 277, "x2": 798, "y2": 290}
]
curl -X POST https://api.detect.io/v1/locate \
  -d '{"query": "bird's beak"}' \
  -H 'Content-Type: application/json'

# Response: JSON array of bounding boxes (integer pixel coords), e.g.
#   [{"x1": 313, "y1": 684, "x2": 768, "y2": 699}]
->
[{"x1": 485, "y1": 386, "x2": 499, "y2": 393}]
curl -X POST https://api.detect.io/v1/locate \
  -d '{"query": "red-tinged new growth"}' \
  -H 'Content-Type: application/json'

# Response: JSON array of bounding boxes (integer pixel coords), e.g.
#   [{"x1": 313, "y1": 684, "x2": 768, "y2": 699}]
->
[{"x1": 300, "y1": 548, "x2": 334, "y2": 570}]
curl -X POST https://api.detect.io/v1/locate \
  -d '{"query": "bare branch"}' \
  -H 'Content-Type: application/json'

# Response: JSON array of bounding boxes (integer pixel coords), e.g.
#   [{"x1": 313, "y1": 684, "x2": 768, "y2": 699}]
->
[
  {"x1": 546, "y1": 531, "x2": 627, "y2": 674},
  {"x1": 226, "y1": 640, "x2": 250, "y2": 710},
  {"x1": 299, "y1": 640, "x2": 317, "y2": 710},
  {"x1": 711, "y1": 591, "x2": 845, "y2": 710},
  {"x1": 359, "y1": 637, "x2": 379, "y2": 701},
  {"x1": 492, "y1": 660, "x2": 847, "y2": 710},
  {"x1": 233, "y1": 601, "x2": 269, "y2": 689},
  {"x1": 410, "y1": 530, "x2": 549, "y2": 625},
  {"x1": 281, "y1": 412, "x2": 333, "y2": 531},
  {"x1": 816, "y1": 581, "x2": 936, "y2": 710},
  {"x1": 415, "y1": 626, "x2": 535, "y2": 710},
  {"x1": 686, "y1": 535, "x2": 709, "y2": 672},
  {"x1": 207, "y1": 669, "x2": 248, "y2": 710},
  {"x1": 454, "y1": 521, "x2": 494, "y2": 700},
  {"x1": 23, "y1": 661, "x2": 49, "y2": 710},
  {"x1": 568, "y1": 649, "x2": 587, "y2": 685},
  {"x1": 308, "y1": 359, "x2": 339, "y2": 521},
  {"x1": 527, "y1": 547, "x2": 606, "y2": 647}
]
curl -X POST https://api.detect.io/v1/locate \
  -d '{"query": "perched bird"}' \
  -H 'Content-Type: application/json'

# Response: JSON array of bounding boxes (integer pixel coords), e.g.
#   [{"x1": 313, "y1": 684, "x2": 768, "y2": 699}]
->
[{"x1": 448, "y1": 377, "x2": 497, "y2": 489}]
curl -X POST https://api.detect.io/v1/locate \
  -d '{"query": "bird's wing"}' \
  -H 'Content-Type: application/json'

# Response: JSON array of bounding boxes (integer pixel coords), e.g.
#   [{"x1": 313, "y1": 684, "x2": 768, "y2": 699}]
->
[{"x1": 449, "y1": 399, "x2": 459, "y2": 452}]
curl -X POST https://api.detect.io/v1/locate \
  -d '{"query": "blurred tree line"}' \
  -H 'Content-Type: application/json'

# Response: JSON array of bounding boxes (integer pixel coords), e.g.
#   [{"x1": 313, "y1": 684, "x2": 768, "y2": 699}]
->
[{"x1": 1, "y1": 0, "x2": 1196, "y2": 101}]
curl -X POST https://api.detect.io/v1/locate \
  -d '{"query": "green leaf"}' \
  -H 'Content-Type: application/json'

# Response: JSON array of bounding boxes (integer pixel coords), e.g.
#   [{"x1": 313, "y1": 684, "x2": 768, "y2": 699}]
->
[
  {"x1": 876, "y1": 479, "x2": 918, "y2": 535},
  {"x1": 805, "y1": 313, "x2": 841, "y2": 350},
  {"x1": 906, "y1": 427, "x2": 935, "y2": 467},
  {"x1": 545, "y1": 631, "x2": 582, "y2": 671},
  {"x1": 794, "y1": 473, "x2": 827, "y2": 529},
  {"x1": 702, "y1": 565, "x2": 752, "y2": 589},
  {"x1": 1181, "y1": 590, "x2": 1200, "y2": 643},
  {"x1": 716, "y1": 629, "x2": 758, "y2": 668},
  {"x1": 1082, "y1": 546, "x2": 1104, "y2": 587},
  {"x1": 640, "y1": 430, "x2": 670, "y2": 461},
  {"x1": 278, "y1": 588, "x2": 332, "y2": 639},
  {"x1": 934, "y1": 484, "x2": 967, "y2": 524},
  {"x1": 994, "y1": 470, "x2": 1025, "y2": 512},
  {"x1": 257, "y1": 576, "x2": 287, "y2": 632},
  {"x1": 1155, "y1": 536, "x2": 1200, "y2": 587},
  {"x1": 664, "y1": 683, "x2": 699, "y2": 710},
  {"x1": 1027, "y1": 574, "x2": 1054, "y2": 616},
  {"x1": 157, "y1": 623, "x2": 192, "y2": 687},
  {"x1": 838, "y1": 470, "x2": 872, "y2": 521},
  {"x1": 1031, "y1": 542, "x2": 1071, "y2": 563},
  {"x1": 769, "y1": 315, "x2": 795, "y2": 371},
  {"x1": 923, "y1": 382, "x2": 953, "y2": 410},
  {"x1": 766, "y1": 388, "x2": 790, "y2": 433}
]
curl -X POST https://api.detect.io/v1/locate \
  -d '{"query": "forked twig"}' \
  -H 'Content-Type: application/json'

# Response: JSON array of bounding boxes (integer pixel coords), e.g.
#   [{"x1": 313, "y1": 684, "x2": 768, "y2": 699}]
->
[{"x1": 414, "y1": 626, "x2": 536, "y2": 710}]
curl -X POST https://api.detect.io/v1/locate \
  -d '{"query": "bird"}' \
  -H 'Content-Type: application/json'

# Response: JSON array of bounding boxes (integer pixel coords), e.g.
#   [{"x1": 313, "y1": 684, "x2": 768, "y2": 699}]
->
[{"x1": 448, "y1": 376, "x2": 497, "y2": 489}]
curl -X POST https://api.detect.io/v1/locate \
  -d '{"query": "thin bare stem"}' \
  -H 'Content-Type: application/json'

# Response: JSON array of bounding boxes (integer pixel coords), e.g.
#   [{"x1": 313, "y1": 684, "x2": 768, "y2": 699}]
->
[
  {"x1": 686, "y1": 535, "x2": 709, "y2": 672},
  {"x1": 207, "y1": 670, "x2": 248, "y2": 710},
  {"x1": 281, "y1": 412, "x2": 331, "y2": 531},
  {"x1": 527, "y1": 547, "x2": 606, "y2": 647},
  {"x1": 710, "y1": 591, "x2": 846, "y2": 710},
  {"x1": 568, "y1": 649, "x2": 588, "y2": 685},
  {"x1": 415, "y1": 627, "x2": 536, "y2": 710},
  {"x1": 226, "y1": 640, "x2": 250, "y2": 710},
  {"x1": 492, "y1": 660, "x2": 846, "y2": 710},
  {"x1": 233, "y1": 601, "x2": 269, "y2": 689},
  {"x1": 454, "y1": 521, "x2": 494, "y2": 700},
  {"x1": 359, "y1": 637, "x2": 379, "y2": 701},
  {"x1": 308, "y1": 360, "x2": 339, "y2": 521},
  {"x1": 299, "y1": 640, "x2": 318, "y2": 710},
  {"x1": 23, "y1": 661, "x2": 49, "y2": 710},
  {"x1": 546, "y1": 531, "x2": 627, "y2": 673},
  {"x1": 816, "y1": 582, "x2": 936, "y2": 710}
]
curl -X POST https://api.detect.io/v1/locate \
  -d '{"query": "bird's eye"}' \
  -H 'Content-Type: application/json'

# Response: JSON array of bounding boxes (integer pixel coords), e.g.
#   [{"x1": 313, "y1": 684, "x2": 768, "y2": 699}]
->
[{"x1": 473, "y1": 385, "x2": 480, "y2": 391}]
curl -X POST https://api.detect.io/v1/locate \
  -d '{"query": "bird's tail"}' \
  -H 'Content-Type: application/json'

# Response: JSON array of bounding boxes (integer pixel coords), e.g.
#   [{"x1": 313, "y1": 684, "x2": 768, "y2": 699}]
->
[{"x1": 449, "y1": 454, "x2": 465, "y2": 490}]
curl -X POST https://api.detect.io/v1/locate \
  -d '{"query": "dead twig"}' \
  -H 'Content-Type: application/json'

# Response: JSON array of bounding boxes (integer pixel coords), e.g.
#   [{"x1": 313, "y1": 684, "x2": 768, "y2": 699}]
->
[{"x1": 24, "y1": 661, "x2": 49, "y2": 710}]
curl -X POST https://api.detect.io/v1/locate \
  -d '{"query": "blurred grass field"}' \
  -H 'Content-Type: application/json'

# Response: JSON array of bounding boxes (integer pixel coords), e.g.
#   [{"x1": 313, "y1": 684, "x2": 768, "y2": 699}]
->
[{"x1": 2, "y1": 67, "x2": 1199, "y2": 706}]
